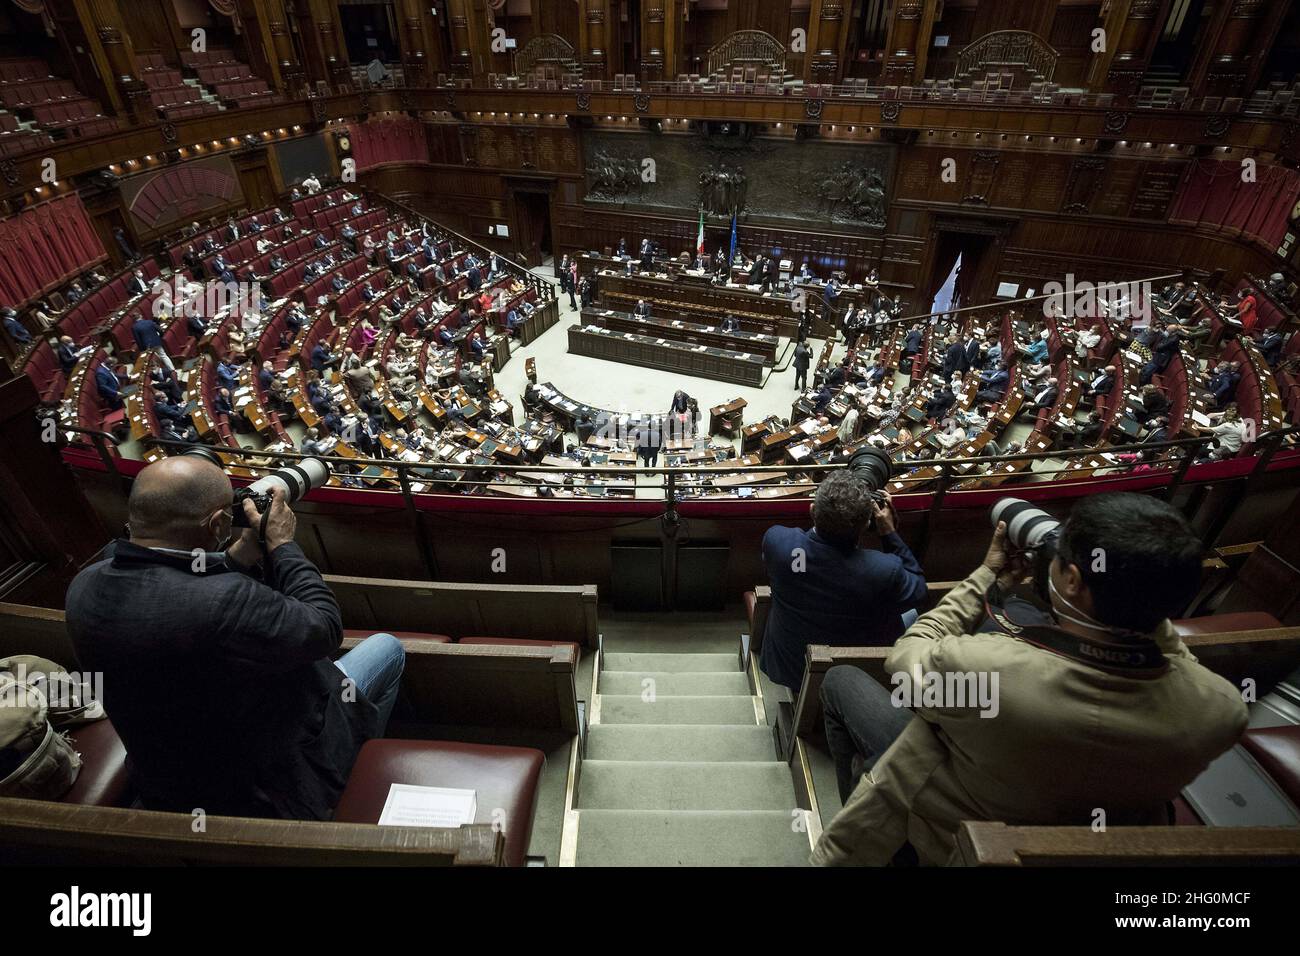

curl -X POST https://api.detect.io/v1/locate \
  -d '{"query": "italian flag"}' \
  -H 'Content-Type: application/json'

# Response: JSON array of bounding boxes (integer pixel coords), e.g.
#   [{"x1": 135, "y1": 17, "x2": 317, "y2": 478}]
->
[{"x1": 696, "y1": 206, "x2": 705, "y2": 256}]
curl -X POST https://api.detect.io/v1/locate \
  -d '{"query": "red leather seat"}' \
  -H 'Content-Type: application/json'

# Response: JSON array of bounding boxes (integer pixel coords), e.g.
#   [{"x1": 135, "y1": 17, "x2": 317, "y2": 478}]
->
[
  {"x1": 333, "y1": 739, "x2": 545, "y2": 867},
  {"x1": 1240, "y1": 726, "x2": 1300, "y2": 808},
  {"x1": 458, "y1": 637, "x2": 580, "y2": 655},
  {"x1": 343, "y1": 629, "x2": 450, "y2": 643},
  {"x1": 1170, "y1": 612, "x2": 1283, "y2": 637},
  {"x1": 63, "y1": 719, "x2": 133, "y2": 807}
]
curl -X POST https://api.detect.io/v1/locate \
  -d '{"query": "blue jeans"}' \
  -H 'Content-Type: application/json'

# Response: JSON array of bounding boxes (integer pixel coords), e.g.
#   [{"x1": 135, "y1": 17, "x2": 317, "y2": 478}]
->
[
  {"x1": 335, "y1": 633, "x2": 405, "y2": 733},
  {"x1": 821, "y1": 665, "x2": 914, "y2": 803}
]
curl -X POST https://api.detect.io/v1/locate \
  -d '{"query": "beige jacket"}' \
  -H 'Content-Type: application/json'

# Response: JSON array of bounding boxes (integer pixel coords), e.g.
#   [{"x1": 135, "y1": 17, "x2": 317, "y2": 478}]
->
[{"x1": 811, "y1": 565, "x2": 1248, "y2": 866}]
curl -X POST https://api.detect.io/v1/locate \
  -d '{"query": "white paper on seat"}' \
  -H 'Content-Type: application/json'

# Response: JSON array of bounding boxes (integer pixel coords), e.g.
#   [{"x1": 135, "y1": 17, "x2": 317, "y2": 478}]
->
[{"x1": 378, "y1": 784, "x2": 477, "y2": 828}]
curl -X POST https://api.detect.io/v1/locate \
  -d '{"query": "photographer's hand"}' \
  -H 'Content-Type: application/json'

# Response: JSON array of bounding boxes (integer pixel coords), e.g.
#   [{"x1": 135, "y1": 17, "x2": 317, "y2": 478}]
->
[
  {"x1": 981, "y1": 520, "x2": 1009, "y2": 575},
  {"x1": 873, "y1": 491, "x2": 898, "y2": 537},
  {"x1": 260, "y1": 487, "x2": 298, "y2": 551},
  {"x1": 225, "y1": 499, "x2": 264, "y2": 570}
]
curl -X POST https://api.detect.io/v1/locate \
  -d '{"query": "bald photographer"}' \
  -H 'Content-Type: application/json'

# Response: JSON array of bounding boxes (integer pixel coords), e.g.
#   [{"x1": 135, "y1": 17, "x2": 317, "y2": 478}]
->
[{"x1": 65, "y1": 455, "x2": 404, "y2": 821}]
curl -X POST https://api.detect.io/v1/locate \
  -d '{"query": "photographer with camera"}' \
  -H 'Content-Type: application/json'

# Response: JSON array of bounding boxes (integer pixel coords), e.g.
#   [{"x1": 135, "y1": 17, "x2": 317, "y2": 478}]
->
[
  {"x1": 811, "y1": 493, "x2": 1247, "y2": 866},
  {"x1": 65, "y1": 454, "x2": 404, "y2": 821},
  {"x1": 759, "y1": 452, "x2": 927, "y2": 694}
]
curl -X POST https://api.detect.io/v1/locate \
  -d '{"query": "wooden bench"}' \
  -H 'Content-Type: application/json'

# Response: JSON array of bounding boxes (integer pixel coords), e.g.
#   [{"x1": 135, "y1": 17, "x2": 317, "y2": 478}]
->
[
  {"x1": 326, "y1": 575, "x2": 600, "y2": 649},
  {"x1": 0, "y1": 602, "x2": 582, "y2": 735},
  {"x1": 792, "y1": 624, "x2": 1300, "y2": 740},
  {"x1": 0, "y1": 797, "x2": 503, "y2": 866},
  {"x1": 953, "y1": 820, "x2": 1300, "y2": 865}
]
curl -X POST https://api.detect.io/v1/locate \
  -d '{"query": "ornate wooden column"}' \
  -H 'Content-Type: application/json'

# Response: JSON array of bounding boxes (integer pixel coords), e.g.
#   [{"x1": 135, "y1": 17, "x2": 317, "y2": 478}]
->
[
  {"x1": 577, "y1": 0, "x2": 612, "y2": 80},
  {"x1": 881, "y1": 0, "x2": 940, "y2": 85},
  {"x1": 395, "y1": 0, "x2": 445, "y2": 87},
  {"x1": 261, "y1": 0, "x2": 306, "y2": 94},
  {"x1": 1085, "y1": 0, "x2": 1171, "y2": 99},
  {"x1": 71, "y1": 0, "x2": 148, "y2": 121},
  {"x1": 640, "y1": 0, "x2": 683, "y2": 82},
  {"x1": 804, "y1": 0, "x2": 849, "y2": 83},
  {"x1": 306, "y1": 0, "x2": 350, "y2": 90},
  {"x1": 1186, "y1": 0, "x2": 1294, "y2": 98},
  {"x1": 445, "y1": 0, "x2": 492, "y2": 78}
]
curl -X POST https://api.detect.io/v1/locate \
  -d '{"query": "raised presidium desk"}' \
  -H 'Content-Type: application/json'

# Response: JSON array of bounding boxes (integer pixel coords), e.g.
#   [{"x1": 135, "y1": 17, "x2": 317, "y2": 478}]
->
[
  {"x1": 567, "y1": 323, "x2": 768, "y2": 387},
  {"x1": 581, "y1": 307, "x2": 780, "y2": 364}
]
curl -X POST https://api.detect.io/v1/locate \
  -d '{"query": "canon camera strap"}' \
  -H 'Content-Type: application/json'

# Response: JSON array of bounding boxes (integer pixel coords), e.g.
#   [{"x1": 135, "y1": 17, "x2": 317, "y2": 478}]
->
[{"x1": 984, "y1": 586, "x2": 1170, "y2": 679}]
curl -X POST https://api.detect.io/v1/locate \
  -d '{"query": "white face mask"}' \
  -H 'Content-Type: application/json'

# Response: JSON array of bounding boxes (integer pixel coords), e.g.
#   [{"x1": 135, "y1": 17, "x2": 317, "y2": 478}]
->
[{"x1": 1048, "y1": 571, "x2": 1133, "y2": 637}]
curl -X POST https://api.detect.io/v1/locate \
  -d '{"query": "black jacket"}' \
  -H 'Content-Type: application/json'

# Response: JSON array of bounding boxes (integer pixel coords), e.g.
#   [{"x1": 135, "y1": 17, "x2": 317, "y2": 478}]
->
[{"x1": 66, "y1": 540, "x2": 378, "y2": 820}]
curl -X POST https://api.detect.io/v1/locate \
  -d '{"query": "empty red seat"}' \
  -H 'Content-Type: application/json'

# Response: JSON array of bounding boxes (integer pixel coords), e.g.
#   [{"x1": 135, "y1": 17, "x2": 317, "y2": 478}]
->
[
  {"x1": 1240, "y1": 726, "x2": 1300, "y2": 807},
  {"x1": 63, "y1": 719, "x2": 133, "y2": 808},
  {"x1": 333, "y1": 739, "x2": 545, "y2": 867}
]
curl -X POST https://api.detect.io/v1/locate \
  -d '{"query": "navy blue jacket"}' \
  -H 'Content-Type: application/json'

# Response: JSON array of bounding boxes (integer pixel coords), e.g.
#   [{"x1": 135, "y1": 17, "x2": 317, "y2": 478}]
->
[
  {"x1": 132, "y1": 318, "x2": 163, "y2": 350},
  {"x1": 759, "y1": 526, "x2": 927, "y2": 691},
  {"x1": 66, "y1": 540, "x2": 378, "y2": 820}
]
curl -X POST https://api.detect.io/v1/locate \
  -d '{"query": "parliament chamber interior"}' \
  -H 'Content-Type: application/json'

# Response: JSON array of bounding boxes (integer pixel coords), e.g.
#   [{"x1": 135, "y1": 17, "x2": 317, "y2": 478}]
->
[{"x1": 3, "y1": 0, "x2": 1300, "y2": 885}]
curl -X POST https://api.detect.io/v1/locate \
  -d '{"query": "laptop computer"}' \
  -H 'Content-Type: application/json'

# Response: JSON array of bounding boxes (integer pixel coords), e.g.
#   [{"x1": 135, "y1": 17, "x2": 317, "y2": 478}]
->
[{"x1": 1181, "y1": 744, "x2": 1300, "y2": 826}]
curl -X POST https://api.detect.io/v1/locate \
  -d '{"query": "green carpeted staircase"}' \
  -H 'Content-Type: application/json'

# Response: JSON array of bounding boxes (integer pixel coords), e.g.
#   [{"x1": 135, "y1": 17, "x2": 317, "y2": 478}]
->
[{"x1": 570, "y1": 646, "x2": 815, "y2": 866}]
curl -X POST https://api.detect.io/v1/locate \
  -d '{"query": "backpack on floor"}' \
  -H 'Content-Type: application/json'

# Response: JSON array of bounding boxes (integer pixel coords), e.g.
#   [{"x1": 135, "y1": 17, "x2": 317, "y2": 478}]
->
[{"x1": 0, "y1": 655, "x2": 103, "y2": 801}]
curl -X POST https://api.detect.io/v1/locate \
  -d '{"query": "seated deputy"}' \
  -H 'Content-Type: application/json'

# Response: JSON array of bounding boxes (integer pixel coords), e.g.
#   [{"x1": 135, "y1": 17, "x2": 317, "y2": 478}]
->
[
  {"x1": 811, "y1": 493, "x2": 1247, "y2": 866},
  {"x1": 760, "y1": 471, "x2": 927, "y2": 693},
  {"x1": 65, "y1": 456, "x2": 405, "y2": 821}
]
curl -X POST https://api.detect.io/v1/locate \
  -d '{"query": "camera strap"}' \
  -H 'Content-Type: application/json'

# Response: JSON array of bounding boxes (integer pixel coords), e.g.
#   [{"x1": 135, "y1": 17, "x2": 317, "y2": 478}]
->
[{"x1": 984, "y1": 588, "x2": 1170, "y2": 679}]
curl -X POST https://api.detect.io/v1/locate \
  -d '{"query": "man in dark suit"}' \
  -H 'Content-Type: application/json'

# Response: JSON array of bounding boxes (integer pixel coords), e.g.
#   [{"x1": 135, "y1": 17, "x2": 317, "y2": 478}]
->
[
  {"x1": 760, "y1": 474, "x2": 926, "y2": 692},
  {"x1": 132, "y1": 312, "x2": 173, "y2": 373},
  {"x1": 720, "y1": 314, "x2": 740, "y2": 334},
  {"x1": 974, "y1": 362, "x2": 1009, "y2": 404},
  {"x1": 1084, "y1": 365, "x2": 1117, "y2": 399},
  {"x1": 66, "y1": 456, "x2": 402, "y2": 819},
  {"x1": 637, "y1": 421, "x2": 662, "y2": 467},
  {"x1": 310, "y1": 341, "x2": 337, "y2": 373},
  {"x1": 3, "y1": 311, "x2": 31, "y2": 346},
  {"x1": 941, "y1": 335, "x2": 969, "y2": 379},
  {"x1": 963, "y1": 333, "x2": 982, "y2": 371},
  {"x1": 95, "y1": 361, "x2": 123, "y2": 409},
  {"x1": 634, "y1": 299, "x2": 651, "y2": 318},
  {"x1": 1020, "y1": 377, "x2": 1059, "y2": 418},
  {"x1": 793, "y1": 341, "x2": 811, "y2": 390},
  {"x1": 127, "y1": 269, "x2": 149, "y2": 297},
  {"x1": 56, "y1": 335, "x2": 81, "y2": 374},
  {"x1": 925, "y1": 386, "x2": 955, "y2": 422}
]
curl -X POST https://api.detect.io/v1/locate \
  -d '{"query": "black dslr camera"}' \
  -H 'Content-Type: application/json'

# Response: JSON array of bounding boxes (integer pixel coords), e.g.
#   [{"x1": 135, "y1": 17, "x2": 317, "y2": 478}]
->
[
  {"x1": 846, "y1": 446, "x2": 894, "y2": 531},
  {"x1": 185, "y1": 447, "x2": 330, "y2": 527}
]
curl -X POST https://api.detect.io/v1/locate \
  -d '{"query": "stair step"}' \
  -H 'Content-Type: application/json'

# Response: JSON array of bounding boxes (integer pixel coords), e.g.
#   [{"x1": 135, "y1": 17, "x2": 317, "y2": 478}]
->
[
  {"x1": 574, "y1": 810, "x2": 811, "y2": 867},
  {"x1": 599, "y1": 670, "x2": 751, "y2": 696},
  {"x1": 587, "y1": 724, "x2": 777, "y2": 762},
  {"x1": 579, "y1": 760, "x2": 797, "y2": 811},
  {"x1": 602, "y1": 652, "x2": 740, "y2": 673},
  {"x1": 598, "y1": 694, "x2": 756, "y2": 726}
]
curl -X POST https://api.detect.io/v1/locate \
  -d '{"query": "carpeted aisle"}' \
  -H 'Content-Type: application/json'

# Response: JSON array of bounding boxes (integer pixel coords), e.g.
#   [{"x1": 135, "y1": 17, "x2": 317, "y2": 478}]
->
[{"x1": 572, "y1": 642, "x2": 813, "y2": 866}]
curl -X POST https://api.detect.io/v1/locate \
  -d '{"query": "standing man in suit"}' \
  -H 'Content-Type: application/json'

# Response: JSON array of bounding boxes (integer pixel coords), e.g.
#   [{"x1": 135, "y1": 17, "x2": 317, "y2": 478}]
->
[
  {"x1": 637, "y1": 420, "x2": 662, "y2": 468},
  {"x1": 760, "y1": 473, "x2": 926, "y2": 692},
  {"x1": 132, "y1": 312, "x2": 174, "y2": 373},
  {"x1": 793, "y1": 341, "x2": 811, "y2": 391}
]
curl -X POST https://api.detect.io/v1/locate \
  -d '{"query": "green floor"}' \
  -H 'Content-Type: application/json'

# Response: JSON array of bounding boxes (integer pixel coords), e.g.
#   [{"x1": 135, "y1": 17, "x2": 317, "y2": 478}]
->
[{"x1": 571, "y1": 613, "x2": 814, "y2": 866}]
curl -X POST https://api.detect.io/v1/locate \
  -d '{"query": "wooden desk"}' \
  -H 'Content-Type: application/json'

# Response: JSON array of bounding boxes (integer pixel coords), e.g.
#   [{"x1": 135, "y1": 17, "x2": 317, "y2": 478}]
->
[
  {"x1": 568, "y1": 323, "x2": 766, "y2": 387},
  {"x1": 582, "y1": 307, "x2": 779, "y2": 363},
  {"x1": 709, "y1": 397, "x2": 747, "y2": 437}
]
